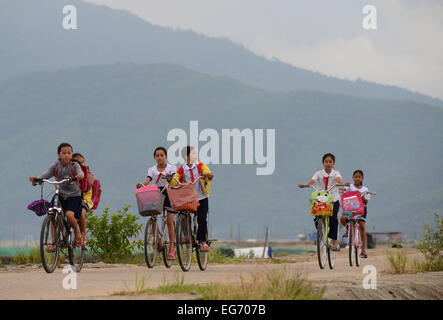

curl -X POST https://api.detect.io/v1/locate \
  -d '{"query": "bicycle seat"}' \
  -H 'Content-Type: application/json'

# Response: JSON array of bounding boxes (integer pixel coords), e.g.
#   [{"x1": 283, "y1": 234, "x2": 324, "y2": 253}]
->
[{"x1": 164, "y1": 206, "x2": 179, "y2": 214}]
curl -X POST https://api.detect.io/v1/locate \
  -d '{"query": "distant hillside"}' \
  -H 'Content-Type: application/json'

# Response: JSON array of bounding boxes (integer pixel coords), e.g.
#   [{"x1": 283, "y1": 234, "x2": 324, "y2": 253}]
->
[
  {"x1": 0, "y1": 63, "x2": 442, "y2": 241},
  {"x1": 1, "y1": 0, "x2": 442, "y2": 107}
]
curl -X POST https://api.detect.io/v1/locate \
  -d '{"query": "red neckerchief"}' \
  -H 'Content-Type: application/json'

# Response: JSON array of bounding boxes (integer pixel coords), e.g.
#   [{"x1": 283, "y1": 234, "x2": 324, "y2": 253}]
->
[
  {"x1": 187, "y1": 164, "x2": 195, "y2": 183},
  {"x1": 323, "y1": 175, "x2": 329, "y2": 190}
]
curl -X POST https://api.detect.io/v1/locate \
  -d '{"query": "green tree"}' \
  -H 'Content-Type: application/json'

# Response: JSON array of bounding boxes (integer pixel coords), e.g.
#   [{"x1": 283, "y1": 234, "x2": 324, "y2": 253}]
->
[{"x1": 86, "y1": 205, "x2": 143, "y2": 263}]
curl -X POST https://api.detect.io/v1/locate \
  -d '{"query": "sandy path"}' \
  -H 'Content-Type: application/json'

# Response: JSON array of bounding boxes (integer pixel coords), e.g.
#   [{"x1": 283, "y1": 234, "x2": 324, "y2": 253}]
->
[{"x1": 0, "y1": 248, "x2": 441, "y2": 300}]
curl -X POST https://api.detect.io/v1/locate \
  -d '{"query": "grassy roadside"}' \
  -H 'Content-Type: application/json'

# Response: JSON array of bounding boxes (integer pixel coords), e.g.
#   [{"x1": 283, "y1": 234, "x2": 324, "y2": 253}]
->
[
  {"x1": 113, "y1": 267, "x2": 325, "y2": 300},
  {"x1": 2, "y1": 247, "x2": 291, "y2": 267}
]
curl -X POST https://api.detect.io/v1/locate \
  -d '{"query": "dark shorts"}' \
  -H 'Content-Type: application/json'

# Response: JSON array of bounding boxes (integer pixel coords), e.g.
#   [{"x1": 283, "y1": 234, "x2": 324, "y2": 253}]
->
[
  {"x1": 159, "y1": 187, "x2": 174, "y2": 213},
  {"x1": 52, "y1": 196, "x2": 82, "y2": 220}
]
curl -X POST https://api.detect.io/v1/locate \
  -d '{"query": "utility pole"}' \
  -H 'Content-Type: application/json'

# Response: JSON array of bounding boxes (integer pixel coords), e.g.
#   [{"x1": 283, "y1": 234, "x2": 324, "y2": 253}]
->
[{"x1": 262, "y1": 227, "x2": 269, "y2": 258}]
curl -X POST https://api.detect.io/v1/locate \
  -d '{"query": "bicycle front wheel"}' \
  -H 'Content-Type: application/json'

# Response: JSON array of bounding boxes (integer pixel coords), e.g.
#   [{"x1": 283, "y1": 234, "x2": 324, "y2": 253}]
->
[
  {"x1": 144, "y1": 218, "x2": 158, "y2": 268},
  {"x1": 316, "y1": 218, "x2": 327, "y2": 270},
  {"x1": 355, "y1": 223, "x2": 362, "y2": 267},
  {"x1": 176, "y1": 214, "x2": 192, "y2": 272},
  {"x1": 68, "y1": 227, "x2": 84, "y2": 272},
  {"x1": 40, "y1": 215, "x2": 59, "y2": 273},
  {"x1": 349, "y1": 221, "x2": 355, "y2": 267},
  {"x1": 161, "y1": 218, "x2": 174, "y2": 269}
]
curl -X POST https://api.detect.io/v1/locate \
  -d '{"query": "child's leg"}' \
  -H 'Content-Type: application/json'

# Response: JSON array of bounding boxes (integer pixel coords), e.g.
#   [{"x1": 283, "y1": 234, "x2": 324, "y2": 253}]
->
[
  {"x1": 79, "y1": 207, "x2": 87, "y2": 245},
  {"x1": 66, "y1": 210, "x2": 82, "y2": 247},
  {"x1": 359, "y1": 221, "x2": 367, "y2": 253},
  {"x1": 329, "y1": 201, "x2": 340, "y2": 246},
  {"x1": 196, "y1": 198, "x2": 209, "y2": 245},
  {"x1": 167, "y1": 212, "x2": 175, "y2": 251}
]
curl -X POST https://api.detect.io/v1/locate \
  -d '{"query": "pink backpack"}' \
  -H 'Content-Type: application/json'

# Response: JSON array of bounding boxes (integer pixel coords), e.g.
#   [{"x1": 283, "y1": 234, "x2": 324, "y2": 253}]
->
[{"x1": 341, "y1": 191, "x2": 364, "y2": 215}]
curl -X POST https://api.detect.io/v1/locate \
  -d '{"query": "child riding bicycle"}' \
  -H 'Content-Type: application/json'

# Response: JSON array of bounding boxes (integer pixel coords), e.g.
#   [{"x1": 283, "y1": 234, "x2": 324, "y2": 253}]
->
[
  {"x1": 339, "y1": 170, "x2": 371, "y2": 258},
  {"x1": 299, "y1": 153, "x2": 348, "y2": 251},
  {"x1": 136, "y1": 147, "x2": 177, "y2": 260},
  {"x1": 168, "y1": 146, "x2": 214, "y2": 252},
  {"x1": 29, "y1": 143, "x2": 84, "y2": 249}
]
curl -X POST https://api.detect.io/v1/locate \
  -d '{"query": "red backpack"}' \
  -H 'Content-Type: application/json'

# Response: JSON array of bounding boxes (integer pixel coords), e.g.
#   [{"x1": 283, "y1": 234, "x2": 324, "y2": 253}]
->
[{"x1": 91, "y1": 179, "x2": 102, "y2": 210}]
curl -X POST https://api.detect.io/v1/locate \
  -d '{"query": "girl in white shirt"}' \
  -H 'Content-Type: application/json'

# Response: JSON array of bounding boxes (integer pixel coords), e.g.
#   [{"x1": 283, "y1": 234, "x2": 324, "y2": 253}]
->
[
  {"x1": 137, "y1": 147, "x2": 177, "y2": 260},
  {"x1": 340, "y1": 170, "x2": 370, "y2": 258},
  {"x1": 299, "y1": 153, "x2": 347, "y2": 251}
]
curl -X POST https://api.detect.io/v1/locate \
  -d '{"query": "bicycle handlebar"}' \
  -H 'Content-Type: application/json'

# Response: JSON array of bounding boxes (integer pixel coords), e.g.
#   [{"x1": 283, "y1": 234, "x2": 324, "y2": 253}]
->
[
  {"x1": 300, "y1": 183, "x2": 347, "y2": 193},
  {"x1": 33, "y1": 177, "x2": 75, "y2": 186}
]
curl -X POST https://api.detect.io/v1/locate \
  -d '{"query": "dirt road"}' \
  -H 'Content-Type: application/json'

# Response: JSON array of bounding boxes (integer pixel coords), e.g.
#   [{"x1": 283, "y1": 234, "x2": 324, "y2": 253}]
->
[{"x1": 0, "y1": 248, "x2": 442, "y2": 300}]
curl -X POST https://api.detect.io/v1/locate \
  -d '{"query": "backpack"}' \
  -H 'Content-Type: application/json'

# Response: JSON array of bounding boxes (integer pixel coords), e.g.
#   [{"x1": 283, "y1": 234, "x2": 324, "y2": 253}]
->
[
  {"x1": 341, "y1": 190, "x2": 364, "y2": 215},
  {"x1": 78, "y1": 164, "x2": 95, "y2": 192},
  {"x1": 91, "y1": 179, "x2": 102, "y2": 210}
]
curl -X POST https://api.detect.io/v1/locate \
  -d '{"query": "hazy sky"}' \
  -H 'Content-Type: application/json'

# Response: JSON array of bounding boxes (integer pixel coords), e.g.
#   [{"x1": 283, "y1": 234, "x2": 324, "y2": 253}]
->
[{"x1": 84, "y1": 0, "x2": 443, "y2": 100}]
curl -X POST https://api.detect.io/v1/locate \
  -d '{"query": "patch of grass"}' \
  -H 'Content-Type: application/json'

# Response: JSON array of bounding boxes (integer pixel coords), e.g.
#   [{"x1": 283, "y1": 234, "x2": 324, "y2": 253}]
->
[
  {"x1": 386, "y1": 249, "x2": 409, "y2": 274},
  {"x1": 11, "y1": 247, "x2": 41, "y2": 265},
  {"x1": 115, "y1": 267, "x2": 325, "y2": 300}
]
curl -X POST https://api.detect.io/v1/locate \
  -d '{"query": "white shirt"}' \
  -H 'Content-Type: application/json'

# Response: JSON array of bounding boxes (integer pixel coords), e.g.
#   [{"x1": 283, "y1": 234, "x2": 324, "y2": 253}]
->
[
  {"x1": 147, "y1": 163, "x2": 177, "y2": 188},
  {"x1": 345, "y1": 184, "x2": 370, "y2": 204},
  {"x1": 312, "y1": 169, "x2": 343, "y2": 202},
  {"x1": 183, "y1": 163, "x2": 207, "y2": 200}
]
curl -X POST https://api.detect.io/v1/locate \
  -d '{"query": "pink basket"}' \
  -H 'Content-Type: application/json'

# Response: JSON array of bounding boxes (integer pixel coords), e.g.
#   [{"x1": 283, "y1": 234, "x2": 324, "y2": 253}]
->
[{"x1": 135, "y1": 185, "x2": 164, "y2": 216}]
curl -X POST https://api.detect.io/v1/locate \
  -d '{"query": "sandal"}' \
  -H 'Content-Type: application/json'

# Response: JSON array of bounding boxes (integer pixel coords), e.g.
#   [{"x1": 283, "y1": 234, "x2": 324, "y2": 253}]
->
[
  {"x1": 360, "y1": 252, "x2": 368, "y2": 258},
  {"x1": 200, "y1": 244, "x2": 210, "y2": 252},
  {"x1": 167, "y1": 249, "x2": 175, "y2": 260},
  {"x1": 332, "y1": 245, "x2": 341, "y2": 252}
]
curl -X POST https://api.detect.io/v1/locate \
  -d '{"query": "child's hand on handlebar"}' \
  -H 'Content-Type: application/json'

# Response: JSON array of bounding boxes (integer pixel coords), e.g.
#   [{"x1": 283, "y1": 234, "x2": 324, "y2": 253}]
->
[
  {"x1": 136, "y1": 183, "x2": 144, "y2": 189},
  {"x1": 298, "y1": 184, "x2": 305, "y2": 188},
  {"x1": 202, "y1": 173, "x2": 213, "y2": 180}
]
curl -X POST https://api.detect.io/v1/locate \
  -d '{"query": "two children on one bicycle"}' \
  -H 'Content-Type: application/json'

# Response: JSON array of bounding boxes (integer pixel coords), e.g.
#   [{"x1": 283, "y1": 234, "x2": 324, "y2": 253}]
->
[
  {"x1": 339, "y1": 170, "x2": 371, "y2": 258},
  {"x1": 168, "y1": 146, "x2": 214, "y2": 252},
  {"x1": 29, "y1": 143, "x2": 84, "y2": 249},
  {"x1": 299, "y1": 153, "x2": 347, "y2": 252},
  {"x1": 136, "y1": 147, "x2": 177, "y2": 260}
]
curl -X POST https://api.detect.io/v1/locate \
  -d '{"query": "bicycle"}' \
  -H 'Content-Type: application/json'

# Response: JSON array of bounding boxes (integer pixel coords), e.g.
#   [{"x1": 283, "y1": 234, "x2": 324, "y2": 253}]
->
[
  {"x1": 170, "y1": 175, "x2": 217, "y2": 272},
  {"x1": 300, "y1": 183, "x2": 346, "y2": 270},
  {"x1": 341, "y1": 190, "x2": 376, "y2": 267},
  {"x1": 32, "y1": 178, "x2": 85, "y2": 273},
  {"x1": 143, "y1": 185, "x2": 176, "y2": 269}
]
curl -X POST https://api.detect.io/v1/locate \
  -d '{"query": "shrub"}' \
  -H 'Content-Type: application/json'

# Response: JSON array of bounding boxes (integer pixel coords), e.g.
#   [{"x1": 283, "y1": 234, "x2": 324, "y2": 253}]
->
[
  {"x1": 415, "y1": 212, "x2": 443, "y2": 272},
  {"x1": 86, "y1": 205, "x2": 143, "y2": 263}
]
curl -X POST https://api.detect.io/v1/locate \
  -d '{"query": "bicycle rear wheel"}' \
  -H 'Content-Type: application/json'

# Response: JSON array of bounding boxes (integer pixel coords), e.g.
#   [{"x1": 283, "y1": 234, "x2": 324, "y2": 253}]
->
[
  {"x1": 40, "y1": 215, "x2": 59, "y2": 273},
  {"x1": 316, "y1": 218, "x2": 327, "y2": 270},
  {"x1": 355, "y1": 223, "x2": 362, "y2": 267},
  {"x1": 68, "y1": 226, "x2": 84, "y2": 272},
  {"x1": 144, "y1": 218, "x2": 158, "y2": 268},
  {"x1": 176, "y1": 214, "x2": 192, "y2": 272},
  {"x1": 161, "y1": 218, "x2": 174, "y2": 269},
  {"x1": 349, "y1": 221, "x2": 355, "y2": 267}
]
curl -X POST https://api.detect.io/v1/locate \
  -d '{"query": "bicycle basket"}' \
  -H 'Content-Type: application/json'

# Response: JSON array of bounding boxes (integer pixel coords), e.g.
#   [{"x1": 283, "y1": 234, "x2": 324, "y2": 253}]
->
[
  {"x1": 309, "y1": 190, "x2": 333, "y2": 216},
  {"x1": 27, "y1": 199, "x2": 53, "y2": 217},
  {"x1": 135, "y1": 185, "x2": 164, "y2": 216},
  {"x1": 166, "y1": 183, "x2": 200, "y2": 212}
]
